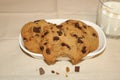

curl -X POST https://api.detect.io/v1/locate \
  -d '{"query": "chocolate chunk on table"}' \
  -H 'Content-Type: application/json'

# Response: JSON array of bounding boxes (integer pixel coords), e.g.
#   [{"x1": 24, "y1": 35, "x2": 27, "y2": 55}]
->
[
  {"x1": 39, "y1": 67, "x2": 45, "y2": 75},
  {"x1": 75, "y1": 66, "x2": 80, "y2": 72}
]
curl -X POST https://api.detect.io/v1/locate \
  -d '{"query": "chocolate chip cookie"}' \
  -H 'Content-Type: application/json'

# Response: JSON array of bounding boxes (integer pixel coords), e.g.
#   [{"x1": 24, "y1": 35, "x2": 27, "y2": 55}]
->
[
  {"x1": 40, "y1": 20, "x2": 99, "y2": 64},
  {"x1": 21, "y1": 19, "x2": 52, "y2": 53},
  {"x1": 63, "y1": 20, "x2": 99, "y2": 52}
]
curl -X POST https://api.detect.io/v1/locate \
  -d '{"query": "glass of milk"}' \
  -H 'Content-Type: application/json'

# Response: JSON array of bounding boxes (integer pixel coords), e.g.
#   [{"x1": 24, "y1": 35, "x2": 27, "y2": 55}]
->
[{"x1": 97, "y1": 0, "x2": 120, "y2": 38}]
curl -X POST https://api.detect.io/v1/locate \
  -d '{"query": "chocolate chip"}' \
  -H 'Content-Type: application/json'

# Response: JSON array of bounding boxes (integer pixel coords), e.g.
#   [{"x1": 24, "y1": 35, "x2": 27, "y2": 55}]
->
[
  {"x1": 39, "y1": 67, "x2": 45, "y2": 75},
  {"x1": 44, "y1": 31, "x2": 49, "y2": 35},
  {"x1": 33, "y1": 27, "x2": 41, "y2": 33},
  {"x1": 74, "y1": 23, "x2": 82, "y2": 30},
  {"x1": 50, "y1": 27, "x2": 53, "y2": 30},
  {"x1": 77, "y1": 37, "x2": 83, "y2": 43},
  {"x1": 84, "y1": 32, "x2": 87, "y2": 34},
  {"x1": 44, "y1": 42, "x2": 47, "y2": 45},
  {"x1": 81, "y1": 46, "x2": 86, "y2": 53},
  {"x1": 61, "y1": 43, "x2": 71, "y2": 50},
  {"x1": 71, "y1": 34, "x2": 78, "y2": 38},
  {"x1": 40, "y1": 46, "x2": 44, "y2": 51},
  {"x1": 83, "y1": 25, "x2": 87, "y2": 29},
  {"x1": 64, "y1": 33, "x2": 67, "y2": 36},
  {"x1": 53, "y1": 36, "x2": 59, "y2": 41},
  {"x1": 66, "y1": 27, "x2": 69, "y2": 30},
  {"x1": 56, "y1": 25, "x2": 63, "y2": 29},
  {"x1": 75, "y1": 66, "x2": 80, "y2": 72},
  {"x1": 51, "y1": 70, "x2": 55, "y2": 73},
  {"x1": 57, "y1": 30, "x2": 62, "y2": 36},
  {"x1": 29, "y1": 38, "x2": 32, "y2": 41},
  {"x1": 46, "y1": 48, "x2": 51, "y2": 54},
  {"x1": 52, "y1": 31, "x2": 55, "y2": 33},
  {"x1": 41, "y1": 31, "x2": 49, "y2": 37},
  {"x1": 34, "y1": 20, "x2": 40, "y2": 23},
  {"x1": 92, "y1": 33, "x2": 97, "y2": 37},
  {"x1": 65, "y1": 20, "x2": 70, "y2": 24},
  {"x1": 23, "y1": 37, "x2": 27, "y2": 40}
]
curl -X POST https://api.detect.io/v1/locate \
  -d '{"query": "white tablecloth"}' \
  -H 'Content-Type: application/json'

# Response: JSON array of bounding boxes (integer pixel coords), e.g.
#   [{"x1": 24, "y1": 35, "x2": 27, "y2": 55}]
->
[{"x1": 0, "y1": 0, "x2": 120, "y2": 80}]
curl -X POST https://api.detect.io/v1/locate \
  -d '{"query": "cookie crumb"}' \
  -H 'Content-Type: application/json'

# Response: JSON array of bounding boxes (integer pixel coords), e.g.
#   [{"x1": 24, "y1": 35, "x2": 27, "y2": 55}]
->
[
  {"x1": 66, "y1": 66, "x2": 70, "y2": 73},
  {"x1": 39, "y1": 67, "x2": 45, "y2": 75},
  {"x1": 65, "y1": 74, "x2": 68, "y2": 77},
  {"x1": 75, "y1": 66, "x2": 80, "y2": 72},
  {"x1": 56, "y1": 72, "x2": 60, "y2": 75}
]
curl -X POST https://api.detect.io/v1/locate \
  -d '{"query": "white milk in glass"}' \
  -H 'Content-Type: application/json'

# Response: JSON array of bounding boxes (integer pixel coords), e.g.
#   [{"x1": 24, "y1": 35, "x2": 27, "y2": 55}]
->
[{"x1": 100, "y1": 1, "x2": 120, "y2": 37}]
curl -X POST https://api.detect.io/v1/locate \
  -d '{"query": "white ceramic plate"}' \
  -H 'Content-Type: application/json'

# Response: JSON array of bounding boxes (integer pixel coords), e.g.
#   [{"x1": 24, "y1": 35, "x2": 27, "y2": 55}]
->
[{"x1": 19, "y1": 19, "x2": 106, "y2": 60}]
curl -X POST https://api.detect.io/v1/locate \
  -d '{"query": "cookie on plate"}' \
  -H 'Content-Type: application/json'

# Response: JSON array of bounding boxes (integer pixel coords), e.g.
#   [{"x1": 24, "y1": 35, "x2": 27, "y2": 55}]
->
[
  {"x1": 60, "y1": 22, "x2": 91, "y2": 64},
  {"x1": 21, "y1": 19, "x2": 52, "y2": 53},
  {"x1": 40, "y1": 20, "x2": 98, "y2": 65},
  {"x1": 63, "y1": 20, "x2": 99, "y2": 52},
  {"x1": 39, "y1": 24, "x2": 64, "y2": 64}
]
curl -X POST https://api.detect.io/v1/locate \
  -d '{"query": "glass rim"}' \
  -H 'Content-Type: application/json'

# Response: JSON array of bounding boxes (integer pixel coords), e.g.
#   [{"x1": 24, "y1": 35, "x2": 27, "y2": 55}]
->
[{"x1": 99, "y1": 0, "x2": 120, "y2": 15}]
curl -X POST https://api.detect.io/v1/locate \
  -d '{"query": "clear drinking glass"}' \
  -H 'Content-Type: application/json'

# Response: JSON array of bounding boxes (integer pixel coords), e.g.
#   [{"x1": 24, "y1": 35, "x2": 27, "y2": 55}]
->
[{"x1": 96, "y1": 0, "x2": 120, "y2": 38}]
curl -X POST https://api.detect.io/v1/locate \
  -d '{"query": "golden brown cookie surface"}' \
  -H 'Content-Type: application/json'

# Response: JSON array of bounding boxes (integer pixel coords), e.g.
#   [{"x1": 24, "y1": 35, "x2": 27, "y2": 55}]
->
[
  {"x1": 21, "y1": 20, "x2": 52, "y2": 53},
  {"x1": 64, "y1": 20, "x2": 99, "y2": 52},
  {"x1": 21, "y1": 19, "x2": 99, "y2": 65},
  {"x1": 40, "y1": 20, "x2": 99, "y2": 64}
]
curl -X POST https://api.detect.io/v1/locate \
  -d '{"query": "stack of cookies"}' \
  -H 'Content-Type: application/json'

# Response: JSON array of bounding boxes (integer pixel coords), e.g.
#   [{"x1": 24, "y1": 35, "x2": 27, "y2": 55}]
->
[{"x1": 21, "y1": 19, "x2": 99, "y2": 65}]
